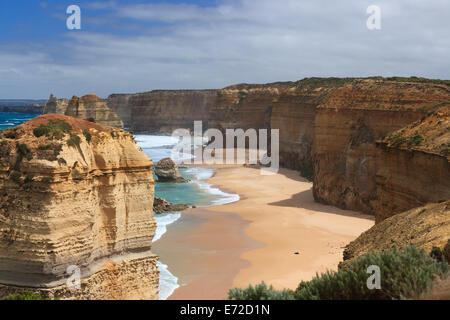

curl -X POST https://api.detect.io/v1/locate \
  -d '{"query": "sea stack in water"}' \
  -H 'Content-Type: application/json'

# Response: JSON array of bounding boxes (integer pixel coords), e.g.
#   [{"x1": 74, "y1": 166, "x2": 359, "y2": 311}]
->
[
  {"x1": 153, "y1": 197, "x2": 189, "y2": 214},
  {"x1": 0, "y1": 114, "x2": 158, "y2": 299},
  {"x1": 155, "y1": 157, "x2": 187, "y2": 183},
  {"x1": 42, "y1": 94, "x2": 69, "y2": 115}
]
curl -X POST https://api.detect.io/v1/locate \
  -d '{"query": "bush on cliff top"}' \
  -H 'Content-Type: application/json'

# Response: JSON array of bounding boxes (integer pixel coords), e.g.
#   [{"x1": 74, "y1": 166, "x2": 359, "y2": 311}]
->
[
  {"x1": 67, "y1": 134, "x2": 81, "y2": 148},
  {"x1": 33, "y1": 119, "x2": 72, "y2": 140},
  {"x1": 1, "y1": 291, "x2": 46, "y2": 300},
  {"x1": 228, "y1": 246, "x2": 449, "y2": 300}
]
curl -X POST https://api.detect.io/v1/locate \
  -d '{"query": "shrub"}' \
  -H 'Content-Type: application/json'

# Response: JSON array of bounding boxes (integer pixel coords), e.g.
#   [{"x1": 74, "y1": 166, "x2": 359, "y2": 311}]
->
[
  {"x1": 294, "y1": 246, "x2": 448, "y2": 300},
  {"x1": 24, "y1": 174, "x2": 34, "y2": 183},
  {"x1": 228, "y1": 247, "x2": 449, "y2": 300},
  {"x1": 410, "y1": 134, "x2": 424, "y2": 146},
  {"x1": 38, "y1": 144, "x2": 52, "y2": 150},
  {"x1": 228, "y1": 282, "x2": 295, "y2": 300},
  {"x1": 17, "y1": 143, "x2": 30, "y2": 155},
  {"x1": 41, "y1": 176, "x2": 54, "y2": 183},
  {"x1": 33, "y1": 119, "x2": 72, "y2": 140},
  {"x1": 1, "y1": 291, "x2": 45, "y2": 300},
  {"x1": 67, "y1": 134, "x2": 81, "y2": 148},
  {"x1": 83, "y1": 129, "x2": 92, "y2": 143},
  {"x1": 10, "y1": 171, "x2": 22, "y2": 183}
]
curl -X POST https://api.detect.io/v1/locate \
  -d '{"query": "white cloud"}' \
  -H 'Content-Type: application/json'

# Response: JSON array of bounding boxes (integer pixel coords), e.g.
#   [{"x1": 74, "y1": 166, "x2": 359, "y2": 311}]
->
[{"x1": 1, "y1": 0, "x2": 449, "y2": 98}]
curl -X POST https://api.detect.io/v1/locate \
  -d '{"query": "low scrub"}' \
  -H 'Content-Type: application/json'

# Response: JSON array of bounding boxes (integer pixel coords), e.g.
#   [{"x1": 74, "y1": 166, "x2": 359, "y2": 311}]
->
[
  {"x1": 33, "y1": 119, "x2": 72, "y2": 140},
  {"x1": 1, "y1": 291, "x2": 45, "y2": 300},
  {"x1": 228, "y1": 247, "x2": 449, "y2": 300}
]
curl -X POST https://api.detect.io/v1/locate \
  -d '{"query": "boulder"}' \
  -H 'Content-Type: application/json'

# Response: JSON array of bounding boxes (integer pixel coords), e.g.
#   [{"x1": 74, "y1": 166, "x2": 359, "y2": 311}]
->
[
  {"x1": 154, "y1": 157, "x2": 187, "y2": 183},
  {"x1": 154, "y1": 197, "x2": 189, "y2": 214}
]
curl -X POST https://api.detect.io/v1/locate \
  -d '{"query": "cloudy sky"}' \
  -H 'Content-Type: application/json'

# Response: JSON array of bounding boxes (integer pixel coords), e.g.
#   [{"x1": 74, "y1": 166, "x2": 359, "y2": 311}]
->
[{"x1": 0, "y1": 0, "x2": 449, "y2": 98}]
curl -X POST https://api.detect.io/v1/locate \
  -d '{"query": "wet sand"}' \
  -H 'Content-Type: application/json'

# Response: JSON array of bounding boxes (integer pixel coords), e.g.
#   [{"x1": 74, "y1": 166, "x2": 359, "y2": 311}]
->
[{"x1": 154, "y1": 164, "x2": 374, "y2": 299}]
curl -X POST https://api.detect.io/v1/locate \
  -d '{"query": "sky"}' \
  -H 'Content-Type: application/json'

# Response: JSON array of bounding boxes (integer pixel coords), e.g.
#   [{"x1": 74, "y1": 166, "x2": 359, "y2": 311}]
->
[{"x1": 0, "y1": 0, "x2": 449, "y2": 99}]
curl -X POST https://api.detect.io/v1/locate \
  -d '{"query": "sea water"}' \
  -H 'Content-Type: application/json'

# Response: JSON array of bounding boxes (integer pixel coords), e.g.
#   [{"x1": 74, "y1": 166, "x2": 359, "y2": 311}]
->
[
  {"x1": 136, "y1": 134, "x2": 239, "y2": 300},
  {"x1": 0, "y1": 114, "x2": 239, "y2": 300}
]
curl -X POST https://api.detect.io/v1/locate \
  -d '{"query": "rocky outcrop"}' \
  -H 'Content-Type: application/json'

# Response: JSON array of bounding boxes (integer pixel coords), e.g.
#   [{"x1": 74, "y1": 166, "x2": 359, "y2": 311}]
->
[
  {"x1": 153, "y1": 197, "x2": 189, "y2": 214},
  {"x1": 0, "y1": 114, "x2": 158, "y2": 300},
  {"x1": 65, "y1": 95, "x2": 124, "y2": 129},
  {"x1": 42, "y1": 94, "x2": 69, "y2": 115},
  {"x1": 154, "y1": 157, "x2": 187, "y2": 183},
  {"x1": 374, "y1": 104, "x2": 450, "y2": 222},
  {"x1": 343, "y1": 201, "x2": 450, "y2": 262}
]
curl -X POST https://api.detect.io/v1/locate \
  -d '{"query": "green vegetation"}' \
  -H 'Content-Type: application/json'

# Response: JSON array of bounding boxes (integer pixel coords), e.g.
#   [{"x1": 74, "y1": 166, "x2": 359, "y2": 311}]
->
[
  {"x1": 24, "y1": 174, "x2": 34, "y2": 184},
  {"x1": 1, "y1": 291, "x2": 45, "y2": 300},
  {"x1": 410, "y1": 134, "x2": 424, "y2": 146},
  {"x1": 17, "y1": 143, "x2": 30, "y2": 155},
  {"x1": 9, "y1": 171, "x2": 22, "y2": 183},
  {"x1": 300, "y1": 162, "x2": 313, "y2": 182},
  {"x1": 38, "y1": 144, "x2": 53, "y2": 150},
  {"x1": 67, "y1": 134, "x2": 81, "y2": 148},
  {"x1": 41, "y1": 176, "x2": 54, "y2": 183},
  {"x1": 229, "y1": 282, "x2": 295, "y2": 300},
  {"x1": 83, "y1": 129, "x2": 92, "y2": 143},
  {"x1": 228, "y1": 247, "x2": 449, "y2": 300},
  {"x1": 33, "y1": 119, "x2": 72, "y2": 140}
]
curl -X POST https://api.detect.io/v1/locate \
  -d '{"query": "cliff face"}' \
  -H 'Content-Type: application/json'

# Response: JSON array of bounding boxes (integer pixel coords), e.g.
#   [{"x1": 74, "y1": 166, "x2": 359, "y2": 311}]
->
[
  {"x1": 375, "y1": 104, "x2": 450, "y2": 222},
  {"x1": 128, "y1": 90, "x2": 217, "y2": 134},
  {"x1": 42, "y1": 94, "x2": 68, "y2": 115},
  {"x1": 0, "y1": 114, "x2": 158, "y2": 299},
  {"x1": 65, "y1": 95, "x2": 124, "y2": 129},
  {"x1": 312, "y1": 80, "x2": 450, "y2": 215},
  {"x1": 105, "y1": 77, "x2": 450, "y2": 218},
  {"x1": 106, "y1": 94, "x2": 133, "y2": 129}
]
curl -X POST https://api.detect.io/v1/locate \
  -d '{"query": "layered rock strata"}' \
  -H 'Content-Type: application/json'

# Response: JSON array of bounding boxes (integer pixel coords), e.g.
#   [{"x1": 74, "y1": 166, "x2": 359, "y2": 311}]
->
[
  {"x1": 0, "y1": 114, "x2": 158, "y2": 299},
  {"x1": 42, "y1": 94, "x2": 69, "y2": 115},
  {"x1": 65, "y1": 95, "x2": 124, "y2": 129}
]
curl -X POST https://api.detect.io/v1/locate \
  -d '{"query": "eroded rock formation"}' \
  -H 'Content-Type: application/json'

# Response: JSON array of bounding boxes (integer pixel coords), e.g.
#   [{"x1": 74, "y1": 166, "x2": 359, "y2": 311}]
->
[
  {"x1": 153, "y1": 197, "x2": 189, "y2": 214},
  {"x1": 42, "y1": 94, "x2": 69, "y2": 115},
  {"x1": 154, "y1": 157, "x2": 187, "y2": 183},
  {"x1": 65, "y1": 95, "x2": 124, "y2": 129},
  {"x1": 0, "y1": 114, "x2": 158, "y2": 300}
]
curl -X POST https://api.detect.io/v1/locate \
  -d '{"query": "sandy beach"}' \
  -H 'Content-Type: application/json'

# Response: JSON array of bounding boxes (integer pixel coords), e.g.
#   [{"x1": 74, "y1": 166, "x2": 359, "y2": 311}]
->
[{"x1": 153, "y1": 164, "x2": 374, "y2": 300}]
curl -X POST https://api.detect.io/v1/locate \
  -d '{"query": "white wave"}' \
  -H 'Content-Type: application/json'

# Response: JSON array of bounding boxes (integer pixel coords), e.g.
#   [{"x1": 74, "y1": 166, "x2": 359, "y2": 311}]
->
[
  {"x1": 153, "y1": 212, "x2": 182, "y2": 243},
  {"x1": 134, "y1": 135, "x2": 179, "y2": 149},
  {"x1": 157, "y1": 261, "x2": 180, "y2": 300}
]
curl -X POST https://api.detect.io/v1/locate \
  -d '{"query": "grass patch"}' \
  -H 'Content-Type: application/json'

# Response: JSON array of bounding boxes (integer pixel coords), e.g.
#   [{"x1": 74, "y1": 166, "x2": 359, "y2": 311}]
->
[
  {"x1": 1, "y1": 291, "x2": 46, "y2": 300},
  {"x1": 83, "y1": 129, "x2": 92, "y2": 143},
  {"x1": 33, "y1": 119, "x2": 72, "y2": 140},
  {"x1": 67, "y1": 134, "x2": 81, "y2": 148}
]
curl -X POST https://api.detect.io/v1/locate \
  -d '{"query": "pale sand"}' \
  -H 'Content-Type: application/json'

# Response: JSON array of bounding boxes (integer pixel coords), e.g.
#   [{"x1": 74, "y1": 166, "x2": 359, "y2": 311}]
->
[
  {"x1": 205, "y1": 165, "x2": 374, "y2": 290},
  {"x1": 154, "y1": 163, "x2": 374, "y2": 299}
]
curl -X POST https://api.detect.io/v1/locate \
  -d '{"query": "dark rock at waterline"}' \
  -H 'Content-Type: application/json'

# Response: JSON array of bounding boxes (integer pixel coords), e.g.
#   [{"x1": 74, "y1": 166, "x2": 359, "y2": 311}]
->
[
  {"x1": 154, "y1": 157, "x2": 188, "y2": 183},
  {"x1": 154, "y1": 197, "x2": 190, "y2": 214}
]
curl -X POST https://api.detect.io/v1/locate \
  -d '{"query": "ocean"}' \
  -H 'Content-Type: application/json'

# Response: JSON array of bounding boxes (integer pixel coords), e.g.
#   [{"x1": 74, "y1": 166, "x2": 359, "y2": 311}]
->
[{"x1": 0, "y1": 113, "x2": 239, "y2": 300}]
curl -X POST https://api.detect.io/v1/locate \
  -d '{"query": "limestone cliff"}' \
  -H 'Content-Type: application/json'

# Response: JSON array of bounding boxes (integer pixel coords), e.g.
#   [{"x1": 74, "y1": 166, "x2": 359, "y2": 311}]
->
[
  {"x1": 65, "y1": 95, "x2": 124, "y2": 129},
  {"x1": 312, "y1": 79, "x2": 450, "y2": 215},
  {"x1": 104, "y1": 77, "x2": 450, "y2": 217},
  {"x1": 42, "y1": 94, "x2": 69, "y2": 115},
  {"x1": 375, "y1": 104, "x2": 450, "y2": 221},
  {"x1": 128, "y1": 90, "x2": 217, "y2": 134},
  {"x1": 106, "y1": 94, "x2": 133, "y2": 129},
  {"x1": 0, "y1": 114, "x2": 158, "y2": 300}
]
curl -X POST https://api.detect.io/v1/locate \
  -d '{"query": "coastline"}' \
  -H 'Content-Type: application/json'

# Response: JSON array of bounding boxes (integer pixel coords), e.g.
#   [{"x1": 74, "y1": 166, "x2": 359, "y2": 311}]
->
[{"x1": 154, "y1": 163, "x2": 375, "y2": 299}]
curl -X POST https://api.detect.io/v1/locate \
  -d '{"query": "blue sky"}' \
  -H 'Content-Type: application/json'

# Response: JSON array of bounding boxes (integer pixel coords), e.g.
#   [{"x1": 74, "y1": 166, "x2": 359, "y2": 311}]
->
[{"x1": 1, "y1": 0, "x2": 449, "y2": 98}]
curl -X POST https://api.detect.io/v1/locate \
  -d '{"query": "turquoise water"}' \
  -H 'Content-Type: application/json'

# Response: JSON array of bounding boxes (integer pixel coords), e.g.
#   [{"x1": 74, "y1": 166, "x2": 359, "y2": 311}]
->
[{"x1": 0, "y1": 112, "x2": 38, "y2": 130}]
